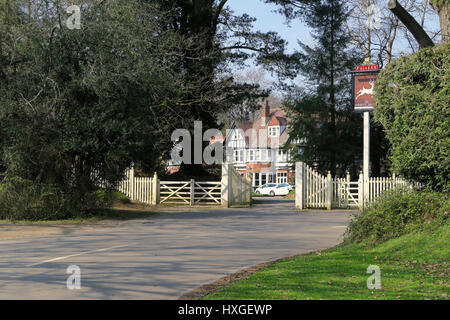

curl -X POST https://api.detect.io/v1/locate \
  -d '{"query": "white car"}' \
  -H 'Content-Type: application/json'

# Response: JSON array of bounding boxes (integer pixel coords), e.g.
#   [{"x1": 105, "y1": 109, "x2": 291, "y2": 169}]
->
[{"x1": 255, "y1": 183, "x2": 291, "y2": 197}]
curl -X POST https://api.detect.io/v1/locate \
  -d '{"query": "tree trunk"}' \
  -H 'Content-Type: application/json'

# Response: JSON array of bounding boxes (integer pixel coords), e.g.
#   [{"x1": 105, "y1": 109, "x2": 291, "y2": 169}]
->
[
  {"x1": 431, "y1": 0, "x2": 450, "y2": 43},
  {"x1": 386, "y1": 18, "x2": 399, "y2": 64},
  {"x1": 176, "y1": 0, "x2": 218, "y2": 177},
  {"x1": 388, "y1": 0, "x2": 435, "y2": 48},
  {"x1": 329, "y1": 3, "x2": 337, "y2": 176}
]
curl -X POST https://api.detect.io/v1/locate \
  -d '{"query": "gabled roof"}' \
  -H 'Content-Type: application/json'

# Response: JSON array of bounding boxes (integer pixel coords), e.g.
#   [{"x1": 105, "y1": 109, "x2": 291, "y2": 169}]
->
[{"x1": 228, "y1": 107, "x2": 290, "y2": 148}]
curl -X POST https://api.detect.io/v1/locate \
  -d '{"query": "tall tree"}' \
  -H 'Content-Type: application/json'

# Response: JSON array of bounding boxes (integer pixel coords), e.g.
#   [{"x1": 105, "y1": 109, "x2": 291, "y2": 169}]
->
[
  {"x1": 0, "y1": 0, "x2": 196, "y2": 218},
  {"x1": 153, "y1": 0, "x2": 295, "y2": 175},
  {"x1": 283, "y1": 0, "x2": 364, "y2": 176}
]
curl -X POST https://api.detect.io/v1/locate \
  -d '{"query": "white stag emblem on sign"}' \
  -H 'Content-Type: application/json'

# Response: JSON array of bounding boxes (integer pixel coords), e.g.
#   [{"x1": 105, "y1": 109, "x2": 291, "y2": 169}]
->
[{"x1": 356, "y1": 81, "x2": 375, "y2": 100}]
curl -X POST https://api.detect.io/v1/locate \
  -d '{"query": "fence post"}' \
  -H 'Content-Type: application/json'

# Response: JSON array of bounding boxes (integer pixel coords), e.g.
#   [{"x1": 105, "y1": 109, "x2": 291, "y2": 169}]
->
[
  {"x1": 327, "y1": 171, "x2": 332, "y2": 211},
  {"x1": 295, "y1": 162, "x2": 304, "y2": 210},
  {"x1": 247, "y1": 174, "x2": 252, "y2": 206},
  {"x1": 152, "y1": 172, "x2": 160, "y2": 205},
  {"x1": 358, "y1": 172, "x2": 364, "y2": 210},
  {"x1": 221, "y1": 163, "x2": 232, "y2": 208},
  {"x1": 190, "y1": 179, "x2": 195, "y2": 206},
  {"x1": 346, "y1": 172, "x2": 351, "y2": 208},
  {"x1": 130, "y1": 165, "x2": 135, "y2": 201}
]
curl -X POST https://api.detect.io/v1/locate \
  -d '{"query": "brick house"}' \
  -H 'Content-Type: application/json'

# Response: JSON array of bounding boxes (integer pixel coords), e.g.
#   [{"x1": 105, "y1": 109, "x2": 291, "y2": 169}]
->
[{"x1": 225, "y1": 102, "x2": 296, "y2": 189}]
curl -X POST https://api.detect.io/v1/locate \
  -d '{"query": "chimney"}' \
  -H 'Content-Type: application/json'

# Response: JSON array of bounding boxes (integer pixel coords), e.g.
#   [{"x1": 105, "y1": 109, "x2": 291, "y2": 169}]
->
[{"x1": 261, "y1": 101, "x2": 270, "y2": 126}]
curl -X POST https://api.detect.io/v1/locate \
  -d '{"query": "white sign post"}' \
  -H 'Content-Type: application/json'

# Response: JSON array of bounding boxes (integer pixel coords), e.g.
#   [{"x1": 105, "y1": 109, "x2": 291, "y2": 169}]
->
[
  {"x1": 363, "y1": 112, "x2": 370, "y2": 207},
  {"x1": 352, "y1": 65, "x2": 380, "y2": 208}
]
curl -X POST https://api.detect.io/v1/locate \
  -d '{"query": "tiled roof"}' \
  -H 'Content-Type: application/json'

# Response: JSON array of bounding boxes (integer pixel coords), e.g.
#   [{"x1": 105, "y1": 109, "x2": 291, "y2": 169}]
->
[{"x1": 234, "y1": 107, "x2": 290, "y2": 148}]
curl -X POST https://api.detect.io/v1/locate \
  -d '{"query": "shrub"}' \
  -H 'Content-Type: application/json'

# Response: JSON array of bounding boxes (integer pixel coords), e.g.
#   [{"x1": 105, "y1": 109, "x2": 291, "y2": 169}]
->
[
  {"x1": 374, "y1": 44, "x2": 450, "y2": 191},
  {"x1": 95, "y1": 189, "x2": 131, "y2": 205},
  {"x1": 113, "y1": 191, "x2": 131, "y2": 204},
  {"x1": 344, "y1": 189, "x2": 449, "y2": 245},
  {"x1": 0, "y1": 178, "x2": 107, "y2": 221}
]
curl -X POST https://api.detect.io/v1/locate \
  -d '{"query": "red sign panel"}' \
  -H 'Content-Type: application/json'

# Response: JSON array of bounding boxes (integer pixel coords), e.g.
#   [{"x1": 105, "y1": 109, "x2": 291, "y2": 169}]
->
[
  {"x1": 355, "y1": 65, "x2": 379, "y2": 72},
  {"x1": 353, "y1": 73, "x2": 378, "y2": 112}
]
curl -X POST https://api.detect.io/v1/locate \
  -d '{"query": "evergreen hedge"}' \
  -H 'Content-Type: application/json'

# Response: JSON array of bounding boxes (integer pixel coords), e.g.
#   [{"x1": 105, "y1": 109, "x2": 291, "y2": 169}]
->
[{"x1": 374, "y1": 44, "x2": 450, "y2": 191}]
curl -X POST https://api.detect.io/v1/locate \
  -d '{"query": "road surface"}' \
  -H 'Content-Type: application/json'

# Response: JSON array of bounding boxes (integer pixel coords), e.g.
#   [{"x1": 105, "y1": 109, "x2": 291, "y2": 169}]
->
[{"x1": 0, "y1": 198, "x2": 354, "y2": 299}]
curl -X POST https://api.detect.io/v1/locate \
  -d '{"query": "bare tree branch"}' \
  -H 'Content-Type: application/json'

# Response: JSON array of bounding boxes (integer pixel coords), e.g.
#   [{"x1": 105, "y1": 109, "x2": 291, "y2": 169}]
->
[{"x1": 388, "y1": 0, "x2": 434, "y2": 48}]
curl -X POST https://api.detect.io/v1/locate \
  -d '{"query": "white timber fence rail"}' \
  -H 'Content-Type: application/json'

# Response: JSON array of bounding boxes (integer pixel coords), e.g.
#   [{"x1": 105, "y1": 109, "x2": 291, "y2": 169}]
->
[
  {"x1": 116, "y1": 168, "x2": 159, "y2": 205},
  {"x1": 221, "y1": 163, "x2": 252, "y2": 208},
  {"x1": 365, "y1": 175, "x2": 422, "y2": 205},
  {"x1": 295, "y1": 162, "x2": 421, "y2": 210},
  {"x1": 102, "y1": 167, "x2": 225, "y2": 207}
]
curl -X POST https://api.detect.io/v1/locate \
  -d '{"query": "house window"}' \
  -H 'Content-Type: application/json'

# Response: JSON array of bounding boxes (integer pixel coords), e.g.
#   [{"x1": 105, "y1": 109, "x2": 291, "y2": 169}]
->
[
  {"x1": 277, "y1": 172, "x2": 287, "y2": 184},
  {"x1": 269, "y1": 126, "x2": 280, "y2": 137},
  {"x1": 249, "y1": 150, "x2": 255, "y2": 161},
  {"x1": 234, "y1": 150, "x2": 244, "y2": 162},
  {"x1": 260, "y1": 149, "x2": 271, "y2": 162},
  {"x1": 268, "y1": 173, "x2": 274, "y2": 183},
  {"x1": 254, "y1": 173, "x2": 260, "y2": 187},
  {"x1": 256, "y1": 149, "x2": 261, "y2": 161},
  {"x1": 261, "y1": 173, "x2": 267, "y2": 185}
]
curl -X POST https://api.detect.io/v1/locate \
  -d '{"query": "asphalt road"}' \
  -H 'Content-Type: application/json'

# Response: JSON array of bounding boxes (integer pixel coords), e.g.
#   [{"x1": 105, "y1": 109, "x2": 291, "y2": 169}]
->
[{"x1": 0, "y1": 198, "x2": 353, "y2": 299}]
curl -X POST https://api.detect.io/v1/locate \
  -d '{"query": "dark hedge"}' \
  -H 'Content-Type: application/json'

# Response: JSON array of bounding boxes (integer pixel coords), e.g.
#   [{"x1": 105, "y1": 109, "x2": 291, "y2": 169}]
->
[{"x1": 374, "y1": 44, "x2": 450, "y2": 191}]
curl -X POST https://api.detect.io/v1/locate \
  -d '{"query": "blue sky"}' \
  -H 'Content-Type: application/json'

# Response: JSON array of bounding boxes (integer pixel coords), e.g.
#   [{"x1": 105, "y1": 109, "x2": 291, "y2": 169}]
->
[
  {"x1": 227, "y1": 0, "x2": 313, "y2": 53},
  {"x1": 228, "y1": 0, "x2": 440, "y2": 55},
  {"x1": 226, "y1": 0, "x2": 441, "y2": 89}
]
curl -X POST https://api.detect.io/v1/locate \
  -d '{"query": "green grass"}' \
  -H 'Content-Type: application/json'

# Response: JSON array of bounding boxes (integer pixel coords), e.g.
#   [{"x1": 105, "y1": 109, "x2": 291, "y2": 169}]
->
[
  {"x1": 252, "y1": 193, "x2": 264, "y2": 197},
  {"x1": 204, "y1": 223, "x2": 450, "y2": 300}
]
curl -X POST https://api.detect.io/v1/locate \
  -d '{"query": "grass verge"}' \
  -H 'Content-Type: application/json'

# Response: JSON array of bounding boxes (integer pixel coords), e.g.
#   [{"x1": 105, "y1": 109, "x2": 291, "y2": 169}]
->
[
  {"x1": 204, "y1": 189, "x2": 449, "y2": 300},
  {"x1": 204, "y1": 223, "x2": 449, "y2": 300}
]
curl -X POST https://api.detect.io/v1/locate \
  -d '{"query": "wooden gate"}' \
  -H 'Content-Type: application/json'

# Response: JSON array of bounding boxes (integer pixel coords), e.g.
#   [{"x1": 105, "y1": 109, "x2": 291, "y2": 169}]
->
[
  {"x1": 296, "y1": 162, "x2": 332, "y2": 210},
  {"x1": 194, "y1": 181, "x2": 221, "y2": 205},
  {"x1": 97, "y1": 164, "x2": 251, "y2": 207},
  {"x1": 160, "y1": 181, "x2": 191, "y2": 205},
  {"x1": 296, "y1": 162, "x2": 421, "y2": 210},
  {"x1": 335, "y1": 176, "x2": 363, "y2": 209},
  {"x1": 159, "y1": 180, "x2": 221, "y2": 206}
]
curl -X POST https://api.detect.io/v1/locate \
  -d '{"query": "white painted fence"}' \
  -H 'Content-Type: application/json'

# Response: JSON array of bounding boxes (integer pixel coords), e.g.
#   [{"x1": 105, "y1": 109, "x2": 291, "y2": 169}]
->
[
  {"x1": 365, "y1": 175, "x2": 422, "y2": 204},
  {"x1": 115, "y1": 168, "x2": 158, "y2": 205},
  {"x1": 99, "y1": 164, "x2": 250, "y2": 207},
  {"x1": 295, "y1": 162, "x2": 421, "y2": 210}
]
